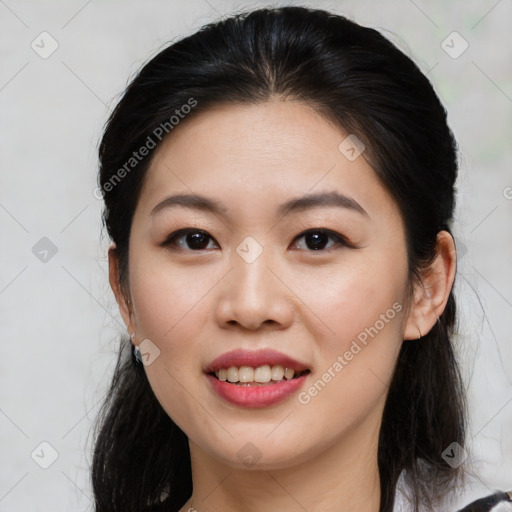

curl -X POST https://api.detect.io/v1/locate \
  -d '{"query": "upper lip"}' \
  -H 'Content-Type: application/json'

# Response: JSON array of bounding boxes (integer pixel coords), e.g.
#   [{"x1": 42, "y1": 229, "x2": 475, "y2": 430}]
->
[{"x1": 205, "y1": 349, "x2": 310, "y2": 373}]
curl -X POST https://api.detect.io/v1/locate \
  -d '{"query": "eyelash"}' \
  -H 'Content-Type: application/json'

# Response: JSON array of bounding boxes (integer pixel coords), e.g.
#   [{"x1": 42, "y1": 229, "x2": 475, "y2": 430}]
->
[{"x1": 160, "y1": 228, "x2": 355, "y2": 252}]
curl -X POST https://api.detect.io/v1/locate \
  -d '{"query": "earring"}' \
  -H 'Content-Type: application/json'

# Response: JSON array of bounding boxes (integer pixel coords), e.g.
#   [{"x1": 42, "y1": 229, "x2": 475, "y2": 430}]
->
[
  {"x1": 417, "y1": 326, "x2": 422, "y2": 340},
  {"x1": 133, "y1": 344, "x2": 142, "y2": 363},
  {"x1": 130, "y1": 333, "x2": 142, "y2": 364}
]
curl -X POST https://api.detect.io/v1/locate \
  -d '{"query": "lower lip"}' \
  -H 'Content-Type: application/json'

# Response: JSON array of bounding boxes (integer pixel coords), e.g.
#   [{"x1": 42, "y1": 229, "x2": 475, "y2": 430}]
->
[{"x1": 206, "y1": 373, "x2": 309, "y2": 408}]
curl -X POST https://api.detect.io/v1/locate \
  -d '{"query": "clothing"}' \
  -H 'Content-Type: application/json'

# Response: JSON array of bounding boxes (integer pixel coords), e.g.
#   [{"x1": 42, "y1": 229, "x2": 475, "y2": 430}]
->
[
  {"x1": 393, "y1": 491, "x2": 512, "y2": 511},
  {"x1": 393, "y1": 492, "x2": 512, "y2": 512},
  {"x1": 456, "y1": 492, "x2": 512, "y2": 511},
  {"x1": 393, "y1": 471, "x2": 512, "y2": 512}
]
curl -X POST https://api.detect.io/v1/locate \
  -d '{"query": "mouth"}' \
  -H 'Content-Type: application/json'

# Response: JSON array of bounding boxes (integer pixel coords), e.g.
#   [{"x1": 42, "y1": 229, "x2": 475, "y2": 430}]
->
[
  {"x1": 204, "y1": 349, "x2": 312, "y2": 407},
  {"x1": 209, "y1": 365, "x2": 311, "y2": 386},
  {"x1": 205, "y1": 368, "x2": 311, "y2": 408}
]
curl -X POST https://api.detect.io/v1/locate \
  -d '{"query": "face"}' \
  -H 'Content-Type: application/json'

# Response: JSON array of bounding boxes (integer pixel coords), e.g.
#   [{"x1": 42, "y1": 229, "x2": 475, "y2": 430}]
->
[{"x1": 113, "y1": 99, "x2": 414, "y2": 470}]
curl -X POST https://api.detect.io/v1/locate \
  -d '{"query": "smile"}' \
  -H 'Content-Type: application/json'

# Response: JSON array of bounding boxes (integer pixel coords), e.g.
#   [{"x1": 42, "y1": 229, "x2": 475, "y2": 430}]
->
[{"x1": 204, "y1": 349, "x2": 312, "y2": 407}]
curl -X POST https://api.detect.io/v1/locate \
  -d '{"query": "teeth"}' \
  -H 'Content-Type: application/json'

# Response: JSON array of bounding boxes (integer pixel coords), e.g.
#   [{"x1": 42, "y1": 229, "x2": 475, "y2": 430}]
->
[
  {"x1": 214, "y1": 364, "x2": 298, "y2": 384},
  {"x1": 238, "y1": 366, "x2": 254, "y2": 382},
  {"x1": 227, "y1": 367, "x2": 238, "y2": 383},
  {"x1": 271, "y1": 365, "x2": 284, "y2": 381},
  {"x1": 284, "y1": 367, "x2": 295, "y2": 380},
  {"x1": 254, "y1": 365, "x2": 271, "y2": 383}
]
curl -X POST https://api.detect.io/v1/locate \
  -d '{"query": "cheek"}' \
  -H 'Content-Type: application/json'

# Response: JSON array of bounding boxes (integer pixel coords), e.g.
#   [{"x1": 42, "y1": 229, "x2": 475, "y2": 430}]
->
[
  {"x1": 295, "y1": 275, "x2": 406, "y2": 441},
  {"x1": 293, "y1": 253, "x2": 407, "y2": 347},
  {"x1": 128, "y1": 255, "x2": 219, "y2": 363},
  {"x1": 293, "y1": 253, "x2": 407, "y2": 405},
  {"x1": 127, "y1": 257, "x2": 219, "y2": 431}
]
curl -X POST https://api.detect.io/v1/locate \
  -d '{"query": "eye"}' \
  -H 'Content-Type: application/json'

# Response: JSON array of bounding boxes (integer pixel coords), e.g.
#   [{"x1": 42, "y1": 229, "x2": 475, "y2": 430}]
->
[
  {"x1": 161, "y1": 228, "x2": 353, "y2": 252},
  {"x1": 161, "y1": 229, "x2": 218, "y2": 251},
  {"x1": 291, "y1": 228, "x2": 351, "y2": 251}
]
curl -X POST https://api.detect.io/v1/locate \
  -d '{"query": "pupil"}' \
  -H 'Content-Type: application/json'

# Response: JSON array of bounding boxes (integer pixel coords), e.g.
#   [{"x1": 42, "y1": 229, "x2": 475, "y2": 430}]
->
[
  {"x1": 307, "y1": 232, "x2": 328, "y2": 250},
  {"x1": 187, "y1": 232, "x2": 208, "y2": 249}
]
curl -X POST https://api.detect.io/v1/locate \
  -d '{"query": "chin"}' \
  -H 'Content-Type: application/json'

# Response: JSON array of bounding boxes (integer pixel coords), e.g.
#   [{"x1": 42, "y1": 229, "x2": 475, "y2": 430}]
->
[{"x1": 197, "y1": 434, "x2": 317, "y2": 472}]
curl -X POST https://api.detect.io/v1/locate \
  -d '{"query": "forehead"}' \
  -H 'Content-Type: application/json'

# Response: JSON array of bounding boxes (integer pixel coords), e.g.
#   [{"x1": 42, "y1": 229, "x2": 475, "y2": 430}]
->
[{"x1": 136, "y1": 100, "x2": 400, "y2": 225}]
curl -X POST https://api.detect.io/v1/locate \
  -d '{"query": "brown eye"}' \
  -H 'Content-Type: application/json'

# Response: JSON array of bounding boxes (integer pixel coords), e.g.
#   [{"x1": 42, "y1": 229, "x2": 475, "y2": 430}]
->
[
  {"x1": 162, "y1": 229, "x2": 217, "y2": 251},
  {"x1": 292, "y1": 229, "x2": 351, "y2": 251}
]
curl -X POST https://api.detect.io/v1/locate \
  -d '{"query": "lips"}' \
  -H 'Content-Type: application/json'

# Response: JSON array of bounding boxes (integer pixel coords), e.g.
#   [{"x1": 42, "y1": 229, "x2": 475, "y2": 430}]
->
[
  {"x1": 206, "y1": 372, "x2": 310, "y2": 407},
  {"x1": 204, "y1": 349, "x2": 311, "y2": 407},
  {"x1": 204, "y1": 348, "x2": 310, "y2": 374}
]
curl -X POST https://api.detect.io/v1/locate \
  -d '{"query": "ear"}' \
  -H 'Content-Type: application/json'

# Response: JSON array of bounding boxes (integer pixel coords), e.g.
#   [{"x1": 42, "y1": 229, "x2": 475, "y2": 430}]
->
[
  {"x1": 108, "y1": 243, "x2": 136, "y2": 336},
  {"x1": 403, "y1": 231, "x2": 457, "y2": 340}
]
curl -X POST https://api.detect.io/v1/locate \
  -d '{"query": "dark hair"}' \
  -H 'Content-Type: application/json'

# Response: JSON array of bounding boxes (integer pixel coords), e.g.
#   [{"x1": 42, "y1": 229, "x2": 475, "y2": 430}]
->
[{"x1": 92, "y1": 6, "x2": 466, "y2": 512}]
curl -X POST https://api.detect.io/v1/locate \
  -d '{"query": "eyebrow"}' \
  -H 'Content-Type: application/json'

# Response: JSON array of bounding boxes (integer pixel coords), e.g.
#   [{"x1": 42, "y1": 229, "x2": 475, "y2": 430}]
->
[{"x1": 150, "y1": 191, "x2": 368, "y2": 218}]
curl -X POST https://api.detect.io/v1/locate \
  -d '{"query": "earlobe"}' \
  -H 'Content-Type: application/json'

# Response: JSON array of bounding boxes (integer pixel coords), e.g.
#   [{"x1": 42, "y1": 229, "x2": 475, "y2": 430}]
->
[
  {"x1": 404, "y1": 231, "x2": 456, "y2": 340},
  {"x1": 108, "y1": 243, "x2": 135, "y2": 334}
]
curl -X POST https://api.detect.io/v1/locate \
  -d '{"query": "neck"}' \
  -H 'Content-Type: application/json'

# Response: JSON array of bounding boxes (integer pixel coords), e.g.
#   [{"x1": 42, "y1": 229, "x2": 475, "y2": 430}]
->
[{"x1": 183, "y1": 415, "x2": 382, "y2": 512}]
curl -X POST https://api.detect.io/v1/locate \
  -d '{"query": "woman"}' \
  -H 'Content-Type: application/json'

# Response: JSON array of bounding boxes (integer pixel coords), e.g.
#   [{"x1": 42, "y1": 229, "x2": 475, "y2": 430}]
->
[{"x1": 91, "y1": 6, "x2": 511, "y2": 512}]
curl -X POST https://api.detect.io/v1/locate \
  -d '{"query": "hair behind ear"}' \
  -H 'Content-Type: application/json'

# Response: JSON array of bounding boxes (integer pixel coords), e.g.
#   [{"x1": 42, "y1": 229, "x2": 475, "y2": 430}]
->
[
  {"x1": 378, "y1": 288, "x2": 466, "y2": 511},
  {"x1": 91, "y1": 337, "x2": 192, "y2": 511}
]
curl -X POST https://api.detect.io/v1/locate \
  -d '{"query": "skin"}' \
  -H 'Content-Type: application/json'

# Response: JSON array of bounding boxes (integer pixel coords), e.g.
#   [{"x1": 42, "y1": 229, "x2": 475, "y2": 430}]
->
[{"x1": 109, "y1": 99, "x2": 456, "y2": 512}]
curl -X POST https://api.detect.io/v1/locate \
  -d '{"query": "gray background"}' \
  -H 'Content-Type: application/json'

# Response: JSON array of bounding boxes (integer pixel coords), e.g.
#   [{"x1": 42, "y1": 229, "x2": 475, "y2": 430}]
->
[{"x1": 0, "y1": 0, "x2": 511, "y2": 510}]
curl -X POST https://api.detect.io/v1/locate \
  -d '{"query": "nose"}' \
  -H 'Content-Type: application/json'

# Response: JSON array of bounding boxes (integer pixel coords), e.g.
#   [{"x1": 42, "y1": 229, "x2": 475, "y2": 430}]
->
[{"x1": 214, "y1": 246, "x2": 294, "y2": 331}]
